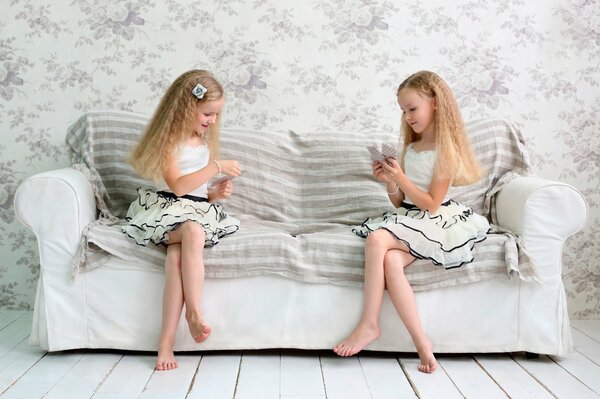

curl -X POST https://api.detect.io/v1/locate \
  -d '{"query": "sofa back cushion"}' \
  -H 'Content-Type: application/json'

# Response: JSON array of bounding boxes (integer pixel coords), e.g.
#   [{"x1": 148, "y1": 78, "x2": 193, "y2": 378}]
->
[
  {"x1": 220, "y1": 128, "x2": 400, "y2": 226},
  {"x1": 66, "y1": 111, "x2": 530, "y2": 223}
]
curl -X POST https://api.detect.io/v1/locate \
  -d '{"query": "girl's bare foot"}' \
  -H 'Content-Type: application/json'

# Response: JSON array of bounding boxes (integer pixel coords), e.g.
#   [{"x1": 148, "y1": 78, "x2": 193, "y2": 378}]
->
[
  {"x1": 333, "y1": 323, "x2": 381, "y2": 357},
  {"x1": 156, "y1": 346, "x2": 178, "y2": 371},
  {"x1": 186, "y1": 312, "x2": 212, "y2": 343},
  {"x1": 416, "y1": 339, "x2": 437, "y2": 373}
]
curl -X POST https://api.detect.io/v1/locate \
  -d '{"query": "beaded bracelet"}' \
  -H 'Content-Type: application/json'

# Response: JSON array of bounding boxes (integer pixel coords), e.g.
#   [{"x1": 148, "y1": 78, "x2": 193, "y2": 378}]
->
[{"x1": 387, "y1": 185, "x2": 399, "y2": 195}]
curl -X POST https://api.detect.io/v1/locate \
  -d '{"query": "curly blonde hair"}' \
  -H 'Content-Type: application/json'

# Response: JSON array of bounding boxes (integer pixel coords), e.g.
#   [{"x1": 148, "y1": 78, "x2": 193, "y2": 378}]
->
[
  {"x1": 130, "y1": 70, "x2": 224, "y2": 182},
  {"x1": 397, "y1": 70, "x2": 482, "y2": 186}
]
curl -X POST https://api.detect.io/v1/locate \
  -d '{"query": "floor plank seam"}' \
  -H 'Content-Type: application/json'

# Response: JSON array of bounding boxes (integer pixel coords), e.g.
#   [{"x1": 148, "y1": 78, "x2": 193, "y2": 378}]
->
[
  {"x1": 184, "y1": 354, "x2": 203, "y2": 398},
  {"x1": 139, "y1": 356, "x2": 158, "y2": 396},
  {"x1": 548, "y1": 353, "x2": 600, "y2": 397},
  {"x1": 318, "y1": 355, "x2": 328, "y2": 399},
  {"x1": 356, "y1": 357, "x2": 374, "y2": 399},
  {"x1": 278, "y1": 351, "x2": 282, "y2": 399},
  {"x1": 42, "y1": 351, "x2": 85, "y2": 398},
  {"x1": 574, "y1": 347, "x2": 600, "y2": 368},
  {"x1": 510, "y1": 354, "x2": 557, "y2": 398},
  {"x1": 0, "y1": 312, "x2": 26, "y2": 332},
  {"x1": 397, "y1": 357, "x2": 420, "y2": 398},
  {"x1": 231, "y1": 351, "x2": 244, "y2": 399},
  {"x1": 0, "y1": 337, "x2": 48, "y2": 396},
  {"x1": 437, "y1": 359, "x2": 465, "y2": 398},
  {"x1": 572, "y1": 324, "x2": 600, "y2": 343},
  {"x1": 93, "y1": 353, "x2": 125, "y2": 395},
  {"x1": 472, "y1": 355, "x2": 512, "y2": 399}
]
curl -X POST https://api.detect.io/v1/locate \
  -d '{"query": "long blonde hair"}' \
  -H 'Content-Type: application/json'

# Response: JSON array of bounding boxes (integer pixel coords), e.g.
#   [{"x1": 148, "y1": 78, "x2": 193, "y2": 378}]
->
[
  {"x1": 131, "y1": 70, "x2": 224, "y2": 182},
  {"x1": 397, "y1": 70, "x2": 482, "y2": 186}
]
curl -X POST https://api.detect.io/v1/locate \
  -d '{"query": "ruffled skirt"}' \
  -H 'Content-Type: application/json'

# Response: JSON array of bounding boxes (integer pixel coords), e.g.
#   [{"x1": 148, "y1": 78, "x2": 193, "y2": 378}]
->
[
  {"x1": 122, "y1": 188, "x2": 239, "y2": 246},
  {"x1": 352, "y1": 200, "x2": 490, "y2": 268}
]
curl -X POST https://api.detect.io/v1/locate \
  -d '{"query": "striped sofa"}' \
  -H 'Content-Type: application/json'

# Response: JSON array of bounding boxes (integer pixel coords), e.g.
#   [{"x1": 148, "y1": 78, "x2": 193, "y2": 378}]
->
[{"x1": 15, "y1": 111, "x2": 587, "y2": 355}]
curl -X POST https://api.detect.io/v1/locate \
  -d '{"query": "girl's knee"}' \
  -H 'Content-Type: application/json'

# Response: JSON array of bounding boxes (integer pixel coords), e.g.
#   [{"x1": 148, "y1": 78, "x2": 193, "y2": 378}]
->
[
  {"x1": 366, "y1": 230, "x2": 392, "y2": 248},
  {"x1": 181, "y1": 222, "x2": 206, "y2": 243}
]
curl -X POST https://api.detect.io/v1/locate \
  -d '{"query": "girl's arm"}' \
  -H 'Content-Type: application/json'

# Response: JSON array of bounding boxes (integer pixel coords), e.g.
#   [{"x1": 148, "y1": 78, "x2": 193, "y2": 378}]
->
[
  {"x1": 163, "y1": 151, "x2": 242, "y2": 197},
  {"x1": 382, "y1": 159, "x2": 450, "y2": 213},
  {"x1": 163, "y1": 156, "x2": 220, "y2": 197},
  {"x1": 385, "y1": 181, "x2": 405, "y2": 208}
]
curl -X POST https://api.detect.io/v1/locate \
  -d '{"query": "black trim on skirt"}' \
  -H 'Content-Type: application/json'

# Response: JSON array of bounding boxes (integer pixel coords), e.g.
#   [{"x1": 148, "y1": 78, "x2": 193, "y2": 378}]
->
[
  {"x1": 156, "y1": 191, "x2": 208, "y2": 203},
  {"x1": 400, "y1": 201, "x2": 419, "y2": 210},
  {"x1": 400, "y1": 200, "x2": 454, "y2": 210}
]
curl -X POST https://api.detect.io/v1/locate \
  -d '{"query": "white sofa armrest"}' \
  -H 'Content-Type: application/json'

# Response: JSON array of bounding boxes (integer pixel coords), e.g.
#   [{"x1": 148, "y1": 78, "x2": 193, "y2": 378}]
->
[
  {"x1": 14, "y1": 167, "x2": 96, "y2": 274},
  {"x1": 496, "y1": 176, "x2": 587, "y2": 279},
  {"x1": 14, "y1": 167, "x2": 96, "y2": 350}
]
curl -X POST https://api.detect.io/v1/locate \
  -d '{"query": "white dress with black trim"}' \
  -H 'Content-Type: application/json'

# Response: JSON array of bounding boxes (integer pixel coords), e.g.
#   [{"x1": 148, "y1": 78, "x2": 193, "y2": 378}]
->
[
  {"x1": 122, "y1": 144, "x2": 240, "y2": 247},
  {"x1": 352, "y1": 144, "x2": 490, "y2": 269}
]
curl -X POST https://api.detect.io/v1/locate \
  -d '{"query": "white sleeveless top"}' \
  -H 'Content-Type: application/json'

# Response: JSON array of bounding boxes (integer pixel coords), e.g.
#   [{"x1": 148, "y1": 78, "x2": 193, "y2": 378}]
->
[
  {"x1": 402, "y1": 144, "x2": 445, "y2": 205},
  {"x1": 161, "y1": 144, "x2": 210, "y2": 198}
]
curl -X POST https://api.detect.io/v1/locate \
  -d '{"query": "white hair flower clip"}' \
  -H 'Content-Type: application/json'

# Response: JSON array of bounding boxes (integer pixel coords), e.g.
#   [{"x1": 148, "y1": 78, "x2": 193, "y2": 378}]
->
[{"x1": 192, "y1": 83, "x2": 207, "y2": 99}]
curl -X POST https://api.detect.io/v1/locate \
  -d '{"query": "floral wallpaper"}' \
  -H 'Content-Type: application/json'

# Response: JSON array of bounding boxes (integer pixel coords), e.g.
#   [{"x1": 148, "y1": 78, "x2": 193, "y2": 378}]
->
[{"x1": 1, "y1": 0, "x2": 598, "y2": 318}]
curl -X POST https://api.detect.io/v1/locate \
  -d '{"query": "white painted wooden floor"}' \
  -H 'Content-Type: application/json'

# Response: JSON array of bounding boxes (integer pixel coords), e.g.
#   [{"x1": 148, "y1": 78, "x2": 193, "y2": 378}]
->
[{"x1": 1, "y1": 310, "x2": 600, "y2": 398}]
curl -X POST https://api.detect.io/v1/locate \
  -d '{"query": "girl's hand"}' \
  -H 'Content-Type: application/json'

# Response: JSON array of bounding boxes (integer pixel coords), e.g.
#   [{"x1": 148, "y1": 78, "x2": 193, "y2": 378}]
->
[
  {"x1": 372, "y1": 161, "x2": 392, "y2": 183},
  {"x1": 209, "y1": 179, "x2": 233, "y2": 202},
  {"x1": 381, "y1": 158, "x2": 405, "y2": 183},
  {"x1": 219, "y1": 160, "x2": 242, "y2": 177}
]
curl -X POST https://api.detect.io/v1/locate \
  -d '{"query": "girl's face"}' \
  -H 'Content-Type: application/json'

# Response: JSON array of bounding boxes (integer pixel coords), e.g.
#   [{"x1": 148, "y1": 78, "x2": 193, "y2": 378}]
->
[
  {"x1": 397, "y1": 88, "x2": 437, "y2": 137},
  {"x1": 194, "y1": 97, "x2": 224, "y2": 134}
]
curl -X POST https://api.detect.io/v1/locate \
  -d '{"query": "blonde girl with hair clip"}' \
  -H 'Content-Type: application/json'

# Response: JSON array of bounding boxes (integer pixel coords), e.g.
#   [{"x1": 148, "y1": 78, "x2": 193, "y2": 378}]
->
[
  {"x1": 122, "y1": 69, "x2": 242, "y2": 371},
  {"x1": 334, "y1": 70, "x2": 490, "y2": 373}
]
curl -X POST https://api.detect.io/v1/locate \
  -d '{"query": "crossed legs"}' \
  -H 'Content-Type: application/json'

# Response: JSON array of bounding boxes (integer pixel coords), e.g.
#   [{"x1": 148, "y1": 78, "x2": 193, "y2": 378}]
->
[
  {"x1": 333, "y1": 230, "x2": 437, "y2": 373},
  {"x1": 155, "y1": 222, "x2": 211, "y2": 371}
]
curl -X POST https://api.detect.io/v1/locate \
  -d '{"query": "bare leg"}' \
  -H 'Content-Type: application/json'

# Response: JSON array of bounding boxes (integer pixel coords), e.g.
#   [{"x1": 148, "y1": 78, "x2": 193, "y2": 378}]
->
[
  {"x1": 384, "y1": 249, "x2": 437, "y2": 373},
  {"x1": 334, "y1": 230, "x2": 406, "y2": 357},
  {"x1": 168, "y1": 222, "x2": 211, "y2": 343},
  {"x1": 156, "y1": 244, "x2": 183, "y2": 371}
]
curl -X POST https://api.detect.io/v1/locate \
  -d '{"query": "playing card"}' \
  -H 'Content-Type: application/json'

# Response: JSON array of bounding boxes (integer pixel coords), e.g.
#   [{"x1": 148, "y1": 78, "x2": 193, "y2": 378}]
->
[
  {"x1": 367, "y1": 145, "x2": 385, "y2": 162},
  {"x1": 381, "y1": 143, "x2": 398, "y2": 159},
  {"x1": 367, "y1": 144, "x2": 396, "y2": 162}
]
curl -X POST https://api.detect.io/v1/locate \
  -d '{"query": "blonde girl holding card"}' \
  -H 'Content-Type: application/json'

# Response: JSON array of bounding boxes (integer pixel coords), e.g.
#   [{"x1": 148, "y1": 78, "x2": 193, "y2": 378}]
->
[{"x1": 334, "y1": 71, "x2": 489, "y2": 373}]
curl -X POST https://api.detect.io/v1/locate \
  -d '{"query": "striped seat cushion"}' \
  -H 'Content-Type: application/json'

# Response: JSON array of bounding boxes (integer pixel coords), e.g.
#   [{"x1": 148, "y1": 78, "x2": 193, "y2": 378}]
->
[{"x1": 84, "y1": 218, "x2": 536, "y2": 289}]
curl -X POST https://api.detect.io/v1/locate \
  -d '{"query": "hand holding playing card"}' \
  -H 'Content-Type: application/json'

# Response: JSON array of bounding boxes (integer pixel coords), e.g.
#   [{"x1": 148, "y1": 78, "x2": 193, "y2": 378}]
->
[
  {"x1": 372, "y1": 160, "x2": 392, "y2": 183},
  {"x1": 209, "y1": 177, "x2": 235, "y2": 201},
  {"x1": 210, "y1": 175, "x2": 239, "y2": 188},
  {"x1": 381, "y1": 157, "x2": 405, "y2": 181}
]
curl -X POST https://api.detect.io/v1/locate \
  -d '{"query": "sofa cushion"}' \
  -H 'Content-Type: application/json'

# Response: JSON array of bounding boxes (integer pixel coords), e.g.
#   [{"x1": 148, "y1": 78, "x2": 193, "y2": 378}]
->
[
  {"x1": 221, "y1": 129, "x2": 398, "y2": 225},
  {"x1": 82, "y1": 217, "x2": 537, "y2": 289}
]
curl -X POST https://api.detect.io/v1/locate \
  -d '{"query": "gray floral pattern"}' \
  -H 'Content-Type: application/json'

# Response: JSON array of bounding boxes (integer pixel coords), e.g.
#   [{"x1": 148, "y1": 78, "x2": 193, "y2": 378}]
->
[{"x1": 1, "y1": 0, "x2": 598, "y2": 318}]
